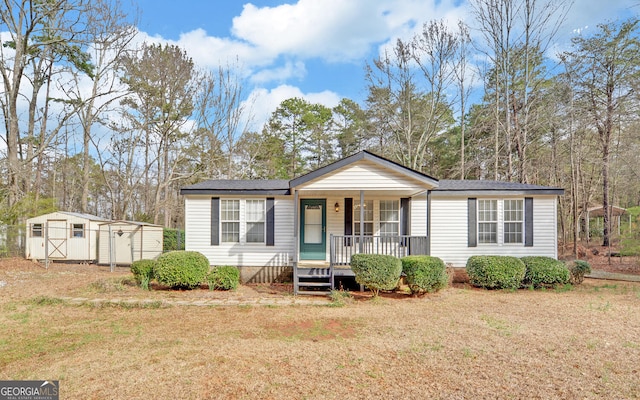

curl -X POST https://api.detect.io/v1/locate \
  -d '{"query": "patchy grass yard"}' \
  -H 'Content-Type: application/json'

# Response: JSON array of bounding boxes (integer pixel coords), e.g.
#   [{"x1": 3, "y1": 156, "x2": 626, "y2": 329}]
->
[{"x1": 1, "y1": 259, "x2": 639, "y2": 399}]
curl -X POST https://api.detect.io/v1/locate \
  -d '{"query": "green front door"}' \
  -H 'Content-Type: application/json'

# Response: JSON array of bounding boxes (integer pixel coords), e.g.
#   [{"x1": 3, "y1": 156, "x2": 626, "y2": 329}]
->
[{"x1": 300, "y1": 199, "x2": 326, "y2": 260}]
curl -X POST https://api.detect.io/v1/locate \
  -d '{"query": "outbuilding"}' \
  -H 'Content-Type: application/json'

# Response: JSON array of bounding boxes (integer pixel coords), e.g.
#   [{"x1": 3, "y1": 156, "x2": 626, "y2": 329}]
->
[
  {"x1": 97, "y1": 221, "x2": 164, "y2": 265},
  {"x1": 25, "y1": 211, "x2": 110, "y2": 262}
]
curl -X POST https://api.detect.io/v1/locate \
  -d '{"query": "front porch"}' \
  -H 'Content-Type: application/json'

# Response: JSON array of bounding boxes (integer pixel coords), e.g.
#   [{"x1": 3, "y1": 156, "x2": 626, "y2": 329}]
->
[{"x1": 294, "y1": 234, "x2": 429, "y2": 295}]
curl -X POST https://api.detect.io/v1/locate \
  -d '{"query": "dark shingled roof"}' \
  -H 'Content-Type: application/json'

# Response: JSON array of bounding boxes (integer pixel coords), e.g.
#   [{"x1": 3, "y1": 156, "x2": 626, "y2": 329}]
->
[
  {"x1": 434, "y1": 179, "x2": 564, "y2": 195},
  {"x1": 180, "y1": 179, "x2": 290, "y2": 195}
]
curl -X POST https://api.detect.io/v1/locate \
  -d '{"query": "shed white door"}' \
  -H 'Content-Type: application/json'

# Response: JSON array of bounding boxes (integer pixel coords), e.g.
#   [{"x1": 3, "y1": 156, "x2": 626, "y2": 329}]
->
[
  {"x1": 47, "y1": 220, "x2": 67, "y2": 259},
  {"x1": 113, "y1": 227, "x2": 133, "y2": 265}
]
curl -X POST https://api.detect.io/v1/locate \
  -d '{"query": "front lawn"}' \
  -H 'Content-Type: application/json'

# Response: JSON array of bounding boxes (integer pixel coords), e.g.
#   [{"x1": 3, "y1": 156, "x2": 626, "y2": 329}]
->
[{"x1": 1, "y1": 259, "x2": 639, "y2": 399}]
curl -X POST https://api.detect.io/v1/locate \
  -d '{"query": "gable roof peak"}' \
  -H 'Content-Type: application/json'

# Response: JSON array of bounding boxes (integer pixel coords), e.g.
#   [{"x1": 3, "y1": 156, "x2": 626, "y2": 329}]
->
[{"x1": 289, "y1": 150, "x2": 439, "y2": 188}]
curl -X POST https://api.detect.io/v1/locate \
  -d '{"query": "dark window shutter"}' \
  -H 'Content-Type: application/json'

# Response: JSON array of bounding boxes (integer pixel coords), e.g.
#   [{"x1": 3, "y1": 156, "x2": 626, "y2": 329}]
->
[
  {"x1": 344, "y1": 198, "x2": 353, "y2": 235},
  {"x1": 468, "y1": 198, "x2": 477, "y2": 247},
  {"x1": 525, "y1": 197, "x2": 533, "y2": 247},
  {"x1": 400, "y1": 198, "x2": 410, "y2": 236},
  {"x1": 344, "y1": 198, "x2": 353, "y2": 246},
  {"x1": 266, "y1": 197, "x2": 275, "y2": 246},
  {"x1": 211, "y1": 197, "x2": 219, "y2": 246}
]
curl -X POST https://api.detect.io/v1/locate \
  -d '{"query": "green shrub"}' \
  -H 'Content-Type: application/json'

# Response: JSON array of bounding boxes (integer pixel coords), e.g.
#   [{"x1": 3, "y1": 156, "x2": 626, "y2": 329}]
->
[
  {"x1": 153, "y1": 251, "x2": 209, "y2": 290},
  {"x1": 350, "y1": 254, "x2": 402, "y2": 297},
  {"x1": 207, "y1": 265, "x2": 240, "y2": 291},
  {"x1": 521, "y1": 256, "x2": 570, "y2": 288},
  {"x1": 569, "y1": 260, "x2": 591, "y2": 285},
  {"x1": 329, "y1": 289, "x2": 354, "y2": 307},
  {"x1": 466, "y1": 255, "x2": 525, "y2": 290},
  {"x1": 401, "y1": 255, "x2": 448, "y2": 295},
  {"x1": 163, "y1": 228, "x2": 185, "y2": 251},
  {"x1": 131, "y1": 259, "x2": 156, "y2": 290}
]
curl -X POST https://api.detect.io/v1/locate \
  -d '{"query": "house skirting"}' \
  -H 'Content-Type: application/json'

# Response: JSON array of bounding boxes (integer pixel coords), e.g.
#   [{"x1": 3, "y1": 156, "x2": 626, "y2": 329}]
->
[{"x1": 237, "y1": 265, "x2": 293, "y2": 284}]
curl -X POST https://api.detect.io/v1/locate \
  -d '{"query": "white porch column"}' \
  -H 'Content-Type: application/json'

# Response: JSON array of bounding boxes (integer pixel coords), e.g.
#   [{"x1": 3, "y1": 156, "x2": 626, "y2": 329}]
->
[
  {"x1": 293, "y1": 189, "x2": 299, "y2": 263},
  {"x1": 293, "y1": 189, "x2": 299, "y2": 295},
  {"x1": 359, "y1": 190, "x2": 364, "y2": 253}
]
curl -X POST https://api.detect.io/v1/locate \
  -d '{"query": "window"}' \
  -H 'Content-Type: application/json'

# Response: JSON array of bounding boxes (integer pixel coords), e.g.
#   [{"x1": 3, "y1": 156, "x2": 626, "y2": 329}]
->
[
  {"x1": 221, "y1": 200, "x2": 240, "y2": 242},
  {"x1": 353, "y1": 200, "x2": 373, "y2": 236},
  {"x1": 504, "y1": 199, "x2": 523, "y2": 244},
  {"x1": 71, "y1": 223, "x2": 85, "y2": 238},
  {"x1": 379, "y1": 200, "x2": 399, "y2": 236},
  {"x1": 31, "y1": 223, "x2": 43, "y2": 237},
  {"x1": 245, "y1": 200, "x2": 265, "y2": 243},
  {"x1": 478, "y1": 200, "x2": 497, "y2": 244}
]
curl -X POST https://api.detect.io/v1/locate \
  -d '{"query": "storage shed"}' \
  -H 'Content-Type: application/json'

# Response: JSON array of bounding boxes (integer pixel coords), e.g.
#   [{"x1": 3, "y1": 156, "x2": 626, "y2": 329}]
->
[
  {"x1": 97, "y1": 221, "x2": 164, "y2": 265},
  {"x1": 25, "y1": 211, "x2": 110, "y2": 262}
]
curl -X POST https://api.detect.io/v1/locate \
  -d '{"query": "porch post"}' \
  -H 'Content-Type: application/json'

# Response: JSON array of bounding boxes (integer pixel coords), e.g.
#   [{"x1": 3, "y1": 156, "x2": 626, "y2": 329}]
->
[
  {"x1": 426, "y1": 190, "x2": 431, "y2": 255},
  {"x1": 359, "y1": 190, "x2": 364, "y2": 253},
  {"x1": 293, "y1": 189, "x2": 299, "y2": 295}
]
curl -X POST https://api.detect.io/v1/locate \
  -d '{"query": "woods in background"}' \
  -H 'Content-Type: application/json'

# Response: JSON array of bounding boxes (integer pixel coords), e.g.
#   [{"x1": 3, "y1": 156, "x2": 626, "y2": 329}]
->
[{"x1": 1, "y1": 0, "x2": 639, "y2": 251}]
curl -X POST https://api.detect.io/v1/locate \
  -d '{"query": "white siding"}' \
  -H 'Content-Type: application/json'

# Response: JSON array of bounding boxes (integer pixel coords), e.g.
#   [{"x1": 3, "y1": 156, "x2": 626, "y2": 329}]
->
[
  {"x1": 185, "y1": 195, "x2": 294, "y2": 267},
  {"x1": 410, "y1": 194, "x2": 427, "y2": 236},
  {"x1": 25, "y1": 212, "x2": 106, "y2": 261},
  {"x1": 430, "y1": 196, "x2": 558, "y2": 266},
  {"x1": 138, "y1": 226, "x2": 163, "y2": 261},
  {"x1": 299, "y1": 160, "x2": 428, "y2": 192},
  {"x1": 97, "y1": 223, "x2": 163, "y2": 265}
]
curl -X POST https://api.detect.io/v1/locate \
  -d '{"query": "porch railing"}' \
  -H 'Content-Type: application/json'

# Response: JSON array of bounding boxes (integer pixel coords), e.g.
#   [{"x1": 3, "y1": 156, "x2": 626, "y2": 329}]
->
[{"x1": 329, "y1": 234, "x2": 428, "y2": 267}]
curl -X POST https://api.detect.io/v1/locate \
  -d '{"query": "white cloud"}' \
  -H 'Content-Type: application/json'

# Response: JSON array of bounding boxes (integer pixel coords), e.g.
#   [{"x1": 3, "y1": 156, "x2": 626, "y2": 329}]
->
[
  {"x1": 231, "y1": 0, "x2": 393, "y2": 62},
  {"x1": 250, "y1": 60, "x2": 307, "y2": 84}
]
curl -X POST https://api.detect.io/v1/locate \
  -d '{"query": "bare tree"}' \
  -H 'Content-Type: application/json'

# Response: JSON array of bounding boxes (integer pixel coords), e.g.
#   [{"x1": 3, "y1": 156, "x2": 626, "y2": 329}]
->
[
  {"x1": 60, "y1": 0, "x2": 137, "y2": 213},
  {"x1": 119, "y1": 43, "x2": 197, "y2": 225},
  {"x1": 365, "y1": 20, "x2": 466, "y2": 172},
  {"x1": 453, "y1": 21, "x2": 473, "y2": 179},
  {"x1": 470, "y1": 0, "x2": 570, "y2": 182},
  {"x1": 0, "y1": 0, "x2": 94, "y2": 207},
  {"x1": 193, "y1": 64, "x2": 250, "y2": 179}
]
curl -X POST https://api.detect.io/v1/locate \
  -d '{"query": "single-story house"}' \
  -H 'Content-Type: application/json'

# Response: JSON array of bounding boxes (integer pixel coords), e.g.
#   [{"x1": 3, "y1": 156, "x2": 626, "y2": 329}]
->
[
  {"x1": 25, "y1": 211, "x2": 110, "y2": 262},
  {"x1": 97, "y1": 221, "x2": 164, "y2": 266},
  {"x1": 180, "y1": 151, "x2": 563, "y2": 294}
]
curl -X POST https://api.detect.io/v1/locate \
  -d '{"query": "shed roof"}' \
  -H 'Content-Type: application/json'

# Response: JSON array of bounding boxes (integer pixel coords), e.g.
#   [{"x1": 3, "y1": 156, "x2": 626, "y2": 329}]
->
[
  {"x1": 27, "y1": 211, "x2": 111, "y2": 222},
  {"x1": 584, "y1": 205, "x2": 627, "y2": 217},
  {"x1": 99, "y1": 220, "x2": 163, "y2": 227}
]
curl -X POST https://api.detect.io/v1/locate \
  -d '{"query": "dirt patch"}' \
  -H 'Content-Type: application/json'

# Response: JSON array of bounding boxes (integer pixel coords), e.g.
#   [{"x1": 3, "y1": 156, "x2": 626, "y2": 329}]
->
[
  {"x1": 560, "y1": 242, "x2": 640, "y2": 276},
  {"x1": 0, "y1": 258, "x2": 295, "y2": 302}
]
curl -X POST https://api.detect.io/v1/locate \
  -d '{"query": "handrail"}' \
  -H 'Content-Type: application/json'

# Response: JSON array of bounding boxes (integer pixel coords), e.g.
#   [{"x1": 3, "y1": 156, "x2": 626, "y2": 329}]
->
[{"x1": 329, "y1": 235, "x2": 428, "y2": 266}]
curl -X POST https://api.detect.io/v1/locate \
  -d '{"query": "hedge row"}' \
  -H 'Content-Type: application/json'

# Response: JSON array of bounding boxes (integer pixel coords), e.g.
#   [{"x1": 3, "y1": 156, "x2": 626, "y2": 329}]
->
[
  {"x1": 350, "y1": 254, "x2": 449, "y2": 297},
  {"x1": 466, "y1": 255, "x2": 581, "y2": 290},
  {"x1": 129, "y1": 251, "x2": 240, "y2": 291}
]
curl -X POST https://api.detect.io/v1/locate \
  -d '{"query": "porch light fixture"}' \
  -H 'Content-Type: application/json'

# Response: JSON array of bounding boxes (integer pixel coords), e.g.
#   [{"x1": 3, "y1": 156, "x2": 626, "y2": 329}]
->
[{"x1": 334, "y1": 202, "x2": 340, "y2": 212}]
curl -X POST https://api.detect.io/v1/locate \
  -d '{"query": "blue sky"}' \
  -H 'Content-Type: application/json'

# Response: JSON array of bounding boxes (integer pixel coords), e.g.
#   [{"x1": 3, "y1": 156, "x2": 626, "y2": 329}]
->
[{"x1": 129, "y1": 0, "x2": 639, "y2": 129}]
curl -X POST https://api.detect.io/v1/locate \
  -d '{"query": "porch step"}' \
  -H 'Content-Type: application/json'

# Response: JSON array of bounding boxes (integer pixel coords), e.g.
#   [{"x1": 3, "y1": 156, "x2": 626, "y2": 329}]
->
[
  {"x1": 297, "y1": 268, "x2": 331, "y2": 277},
  {"x1": 296, "y1": 290, "x2": 331, "y2": 296},
  {"x1": 295, "y1": 265, "x2": 333, "y2": 295},
  {"x1": 298, "y1": 273, "x2": 331, "y2": 279},
  {"x1": 297, "y1": 281, "x2": 331, "y2": 287}
]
